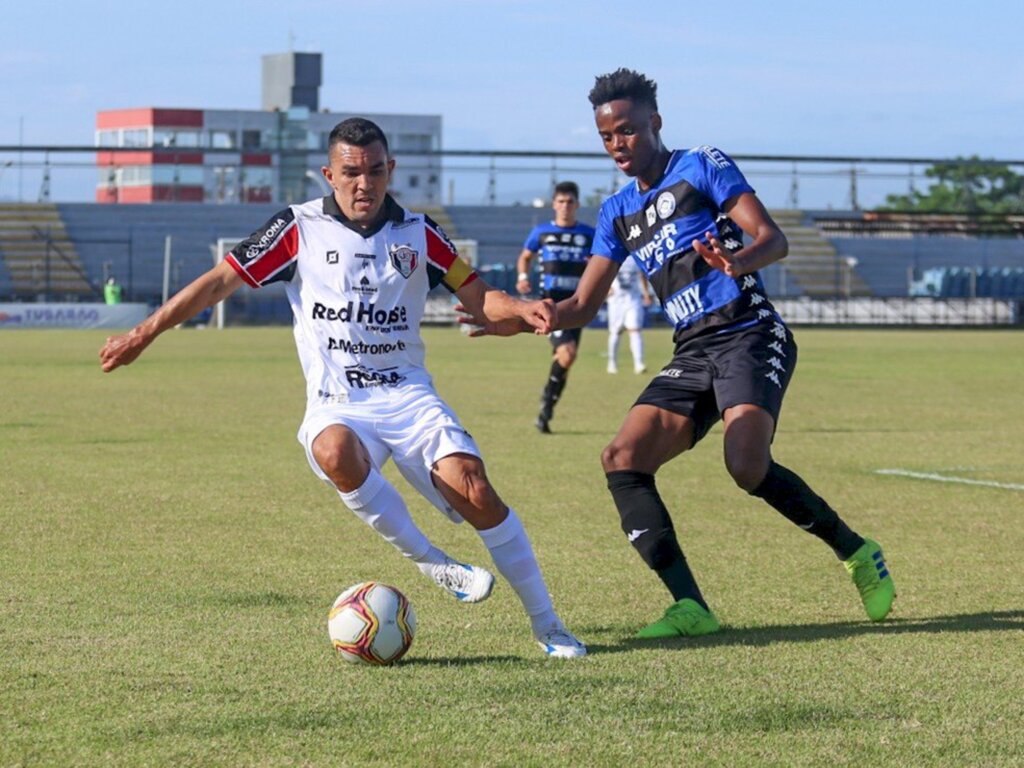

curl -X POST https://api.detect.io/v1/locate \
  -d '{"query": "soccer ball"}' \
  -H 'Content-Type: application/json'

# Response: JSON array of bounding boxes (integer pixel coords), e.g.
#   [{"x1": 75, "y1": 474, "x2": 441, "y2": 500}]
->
[{"x1": 327, "y1": 582, "x2": 416, "y2": 666}]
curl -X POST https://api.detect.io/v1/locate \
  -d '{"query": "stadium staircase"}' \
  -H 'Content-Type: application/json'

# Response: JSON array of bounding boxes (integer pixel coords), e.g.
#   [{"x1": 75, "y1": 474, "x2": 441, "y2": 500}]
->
[
  {"x1": 771, "y1": 210, "x2": 872, "y2": 297},
  {"x1": 0, "y1": 203, "x2": 97, "y2": 300}
]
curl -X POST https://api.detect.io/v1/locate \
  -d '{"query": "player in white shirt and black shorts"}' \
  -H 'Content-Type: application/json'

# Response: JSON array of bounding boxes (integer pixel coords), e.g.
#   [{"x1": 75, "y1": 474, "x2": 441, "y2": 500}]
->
[{"x1": 100, "y1": 117, "x2": 586, "y2": 659}]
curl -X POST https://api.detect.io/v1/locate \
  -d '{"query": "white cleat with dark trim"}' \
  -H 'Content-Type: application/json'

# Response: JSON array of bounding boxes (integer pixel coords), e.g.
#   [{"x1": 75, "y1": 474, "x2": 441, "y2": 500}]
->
[
  {"x1": 535, "y1": 624, "x2": 588, "y2": 658},
  {"x1": 427, "y1": 557, "x2": 495, "y2": 603}
]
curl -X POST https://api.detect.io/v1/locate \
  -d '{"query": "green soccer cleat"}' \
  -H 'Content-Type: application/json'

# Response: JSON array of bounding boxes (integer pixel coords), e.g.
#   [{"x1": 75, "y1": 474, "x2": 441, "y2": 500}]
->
[
  {"x1": 844, "y1": 538, "x2": 895, "y2": 621},
  {"x1": 635, "y1": 598, "x2": 721, "y2": 639}
]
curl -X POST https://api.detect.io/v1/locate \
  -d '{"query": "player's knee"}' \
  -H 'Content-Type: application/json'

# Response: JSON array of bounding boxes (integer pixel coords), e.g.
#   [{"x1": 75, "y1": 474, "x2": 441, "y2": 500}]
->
[
  {"x1": 602, "y1": 440, "x2": 638, "y2": 473},
  {"x1": 726, "y1": 454, "x2": 770, "y2": 493}
]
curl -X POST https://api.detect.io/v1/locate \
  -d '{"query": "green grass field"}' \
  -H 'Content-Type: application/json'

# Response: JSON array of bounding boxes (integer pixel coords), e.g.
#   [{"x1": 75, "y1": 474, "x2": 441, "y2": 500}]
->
[{"x1": 2, "y1": 326, "x2": 1023, "y2": 767}]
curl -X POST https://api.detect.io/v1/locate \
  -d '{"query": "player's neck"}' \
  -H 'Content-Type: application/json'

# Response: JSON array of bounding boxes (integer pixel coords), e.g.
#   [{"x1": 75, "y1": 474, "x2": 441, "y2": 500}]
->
[
  {"x1": 555, "y1": 216, "x2": 576, "y2": 228},
  {"x1": 636, "y1": 147, "x2": 672, "y2": 192}
]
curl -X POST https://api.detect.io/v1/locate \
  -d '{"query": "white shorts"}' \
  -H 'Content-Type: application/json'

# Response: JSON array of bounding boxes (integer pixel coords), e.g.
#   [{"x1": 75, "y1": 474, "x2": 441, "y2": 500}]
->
[
  {"x1": 298, "y1": 384, "x2": 481, "y2": 523},
  {"x1": 607, "y1": 296, "x2": 645, "y2": 332}
]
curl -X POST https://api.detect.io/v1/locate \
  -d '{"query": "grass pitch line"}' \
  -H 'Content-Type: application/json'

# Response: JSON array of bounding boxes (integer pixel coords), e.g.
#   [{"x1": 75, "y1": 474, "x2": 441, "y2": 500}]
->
[{"x1": 875, "y1": 468, "x2": 1024, "y2": 492}]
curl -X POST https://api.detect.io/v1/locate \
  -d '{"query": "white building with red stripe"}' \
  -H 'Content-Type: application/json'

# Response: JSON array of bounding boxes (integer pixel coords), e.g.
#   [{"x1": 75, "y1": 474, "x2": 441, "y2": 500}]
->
[{"x1": 94, "y1": 53, "x2": 442, "y2": 207}]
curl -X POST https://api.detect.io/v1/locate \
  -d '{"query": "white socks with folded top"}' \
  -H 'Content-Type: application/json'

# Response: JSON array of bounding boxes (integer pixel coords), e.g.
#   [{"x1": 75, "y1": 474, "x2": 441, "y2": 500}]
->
[{"x1": 477, "y1": 508, "x2": 560, "y2": 636}]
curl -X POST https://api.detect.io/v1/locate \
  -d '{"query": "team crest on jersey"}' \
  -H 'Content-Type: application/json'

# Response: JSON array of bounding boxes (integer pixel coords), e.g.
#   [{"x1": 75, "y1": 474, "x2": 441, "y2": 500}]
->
[
  {"x1": 389, "y1": 244, "x2": 418, "y2": 278},
  {"x1": 573, "y1": 234, "x2": 587, "y2": 246},
  {"x1": 657, "y1": 191, "x2": 677, "y2": 220}
]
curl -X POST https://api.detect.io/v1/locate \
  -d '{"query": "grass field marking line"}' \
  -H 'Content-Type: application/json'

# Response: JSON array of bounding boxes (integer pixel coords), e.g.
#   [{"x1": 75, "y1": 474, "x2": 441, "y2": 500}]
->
[{"x1": 875, "y1": 468, "x2": 1024, "y2": 492}]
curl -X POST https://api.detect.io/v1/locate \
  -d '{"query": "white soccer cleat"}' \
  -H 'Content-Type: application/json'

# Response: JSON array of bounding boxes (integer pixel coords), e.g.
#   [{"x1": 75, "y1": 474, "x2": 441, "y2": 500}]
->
[
  {"x1": 607, "y1": 363, "x2": 618, "y2": 374},
  {"x1": 535, "y1": 624, "x2": 588, "y2": 658},
  {"x1": 426, "y1": 557, "x2": 495, "y2": 603},
  {"x1": 634, "y1": 364, "x2": 647, "y2": 374}
]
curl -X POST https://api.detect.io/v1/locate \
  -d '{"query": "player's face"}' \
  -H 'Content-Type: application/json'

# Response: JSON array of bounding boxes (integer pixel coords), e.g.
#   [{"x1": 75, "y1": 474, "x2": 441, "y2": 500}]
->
[
  {"x1": 594, "y1": 99, "x2": 663, "y2": 183},
  {"x1": 552, "y1": 192, "x2": 579, "y2": 225},
  {"x1": 322, "y1": 141, "x2": 395, "y2": 225}
]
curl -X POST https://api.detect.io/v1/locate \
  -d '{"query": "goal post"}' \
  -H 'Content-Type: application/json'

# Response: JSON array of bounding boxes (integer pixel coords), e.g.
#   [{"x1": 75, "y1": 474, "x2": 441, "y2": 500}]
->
[{"x1": 213, "y1": 237, "x2": 245, "y2": 329}]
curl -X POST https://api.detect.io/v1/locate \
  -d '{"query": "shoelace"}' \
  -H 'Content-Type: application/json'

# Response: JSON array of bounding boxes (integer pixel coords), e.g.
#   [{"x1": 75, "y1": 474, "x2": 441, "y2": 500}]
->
[
  {"x1": 541, "y1": 628, "x2": 579, "y2": 647},
  {"x1": 434, "y1": 561, "x2": 472, "y2": 591}
]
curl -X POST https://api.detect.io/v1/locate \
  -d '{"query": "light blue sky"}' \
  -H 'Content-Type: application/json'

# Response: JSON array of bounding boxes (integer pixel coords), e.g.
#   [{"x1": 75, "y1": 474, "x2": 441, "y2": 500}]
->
[{"x1": 1, "y1": 0, "x2": 1021, "y2": 205}]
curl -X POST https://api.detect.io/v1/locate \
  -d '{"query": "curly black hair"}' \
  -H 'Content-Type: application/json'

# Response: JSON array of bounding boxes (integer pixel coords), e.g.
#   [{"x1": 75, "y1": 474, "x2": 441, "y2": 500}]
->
[{"x1": 587, "y1": 68, "x2": 659, "y2": 111}]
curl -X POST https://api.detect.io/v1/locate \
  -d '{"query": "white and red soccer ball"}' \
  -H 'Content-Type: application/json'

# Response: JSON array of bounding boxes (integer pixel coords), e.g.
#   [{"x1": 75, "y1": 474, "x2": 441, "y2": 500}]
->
[{"x1": 328, "y1": 582, "x2": 416, "y2": 666}]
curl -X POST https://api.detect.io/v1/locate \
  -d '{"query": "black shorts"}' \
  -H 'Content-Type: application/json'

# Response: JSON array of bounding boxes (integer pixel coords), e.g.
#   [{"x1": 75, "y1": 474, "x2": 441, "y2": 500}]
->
[
  {"x1": 634, "y1": 320, "x2": 797, "y2": 445},
  {"x1": 549, "y1": 326, "x2": 582, "y2": 350}
]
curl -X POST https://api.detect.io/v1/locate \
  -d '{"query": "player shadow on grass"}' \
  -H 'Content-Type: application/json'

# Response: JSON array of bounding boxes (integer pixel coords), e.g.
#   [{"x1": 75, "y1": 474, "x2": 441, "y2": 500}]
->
[
  {"x1": 400, "y1": 654, "x2": 527, "y2": 667},
  {"x1": 581, "y1": 609, "x2": 1024, "y2": 654}
]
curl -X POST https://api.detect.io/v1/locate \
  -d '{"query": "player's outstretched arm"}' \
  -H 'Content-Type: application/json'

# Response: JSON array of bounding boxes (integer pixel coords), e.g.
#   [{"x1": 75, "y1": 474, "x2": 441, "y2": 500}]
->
[
  {"x1": 454, "y1": 277, "x2": 554, "y2": 337},
  {"x1": 554, "y1": 255, "x2": 619, "y2": 330},
  {"x1": 692, "y1": 192, "x2": 788, "y2": 278},
  {"x1": 99, "y1": 260, "x2": 244, "y2": 372}
]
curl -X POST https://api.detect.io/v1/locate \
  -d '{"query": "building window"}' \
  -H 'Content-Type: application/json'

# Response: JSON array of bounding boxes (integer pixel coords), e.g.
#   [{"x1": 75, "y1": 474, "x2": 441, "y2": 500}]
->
[
  {"x1": 154, "y1": 129, "x2": 201, "y2": 148},
  {"x1": 122, "y1": 128, "x2": 150, "y2": 147},
  {"x1": 210, "y1": 130, "x2": 236, "y2": 149},
  {"x1": 96, "y1": 130, "x2": 117, "y2": 147},
  {"x1": 241, "y1": 130, "x2": 262, "y2": 150}
]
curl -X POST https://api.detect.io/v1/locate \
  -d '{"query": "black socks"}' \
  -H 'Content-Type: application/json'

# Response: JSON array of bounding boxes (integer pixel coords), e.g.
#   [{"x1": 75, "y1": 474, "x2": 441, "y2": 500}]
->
[{"x1": 750, "y1": 461, "x2": 864, "y2": 560}]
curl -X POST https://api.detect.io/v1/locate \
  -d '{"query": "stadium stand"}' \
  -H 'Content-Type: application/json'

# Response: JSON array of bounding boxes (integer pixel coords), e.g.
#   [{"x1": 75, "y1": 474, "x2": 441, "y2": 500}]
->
[
  {"x1": 0, "y1": 203, "x2": 1019, "y2": 322},
  {"x1": 0, "y1": 203, "x2": 96, "y2": 300}
]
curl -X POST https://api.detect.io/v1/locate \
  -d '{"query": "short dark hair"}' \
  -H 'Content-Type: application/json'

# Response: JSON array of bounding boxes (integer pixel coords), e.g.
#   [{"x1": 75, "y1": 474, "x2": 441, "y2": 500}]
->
[
  {"x1": 328, "y1": 117, "x2": 389, "y2": 155},
  {"x1": 553, "y1": 181, "x2": 579, "y2": 200},
  {"x1": 588, "y1": 68, "x2": 659, "y2": 112}
]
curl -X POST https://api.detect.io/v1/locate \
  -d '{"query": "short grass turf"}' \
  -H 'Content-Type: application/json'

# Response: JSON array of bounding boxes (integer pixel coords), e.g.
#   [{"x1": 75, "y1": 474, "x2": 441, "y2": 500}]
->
[{"x1": 2, "y1": 326, "x2": 1022, "y2": 767}]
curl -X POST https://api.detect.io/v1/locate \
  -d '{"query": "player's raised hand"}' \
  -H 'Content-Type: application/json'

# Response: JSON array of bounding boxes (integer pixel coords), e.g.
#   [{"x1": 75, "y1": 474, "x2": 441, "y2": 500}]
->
[{"x1": 693, "y1": 231, "x2": 745, "y2": 278}]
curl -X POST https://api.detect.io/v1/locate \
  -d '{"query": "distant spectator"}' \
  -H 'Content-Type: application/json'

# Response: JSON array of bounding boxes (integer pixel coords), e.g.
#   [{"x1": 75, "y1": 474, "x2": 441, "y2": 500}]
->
[{"x1": 104, "y1": 277, "x2": 123, "y2": 305}]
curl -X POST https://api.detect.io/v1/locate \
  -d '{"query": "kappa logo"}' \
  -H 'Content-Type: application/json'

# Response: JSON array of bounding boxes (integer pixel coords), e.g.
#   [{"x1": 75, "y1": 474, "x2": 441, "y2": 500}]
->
[
  {"x1": 389, "y1": 244, "x2": 418, "y2": 278},
  {"x1": 326, "y1": 250, "x2": 339, "y2": 265},
  {"x1": 742, "y1": 275, "x2": 757, "y2": 290},
  {"x1": 626, "y1": 528, "x2": 649, "y2": 542},
  {"x1": 627, "y1": 224, "x2": 643, "y2": 241},
  {"x1": 656, "y1": 191, "x2": 676, "y2": 219}
]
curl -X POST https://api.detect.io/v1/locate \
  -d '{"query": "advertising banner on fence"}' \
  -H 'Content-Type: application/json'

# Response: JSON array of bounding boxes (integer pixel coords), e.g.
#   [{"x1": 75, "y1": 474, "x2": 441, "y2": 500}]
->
[{"x1": 0, "y1": 303, "x2": 150, "y2": 329}]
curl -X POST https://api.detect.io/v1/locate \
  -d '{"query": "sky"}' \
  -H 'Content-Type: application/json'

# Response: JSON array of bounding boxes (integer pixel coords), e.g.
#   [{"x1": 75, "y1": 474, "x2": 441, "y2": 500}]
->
[{"x1": 1, "y1": 0, "x2": 1021, "y2": 207}]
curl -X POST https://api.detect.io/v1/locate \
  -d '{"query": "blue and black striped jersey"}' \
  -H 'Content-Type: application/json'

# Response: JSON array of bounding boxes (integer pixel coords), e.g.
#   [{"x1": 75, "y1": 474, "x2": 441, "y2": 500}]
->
[
  {"x1": 592, "y1": 146, "x2": 778, "y2": 346},
  {"x1": 523, "y1": 221, "x2": 595, "y2": 301}
]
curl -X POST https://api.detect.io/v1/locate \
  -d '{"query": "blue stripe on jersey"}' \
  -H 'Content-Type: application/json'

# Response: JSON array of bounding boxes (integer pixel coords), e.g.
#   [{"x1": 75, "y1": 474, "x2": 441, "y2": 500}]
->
[{"x1": 662, "y1": 268, "x2": 743, "y2": 330}]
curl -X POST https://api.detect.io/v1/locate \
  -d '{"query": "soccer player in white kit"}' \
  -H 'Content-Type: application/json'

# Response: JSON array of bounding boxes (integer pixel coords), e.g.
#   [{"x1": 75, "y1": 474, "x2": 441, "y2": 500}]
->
[
  {"x1": 605, "y1": 256, "x2": 652, "y2": 374},
  {"x1": 99, "y1": 117, "x2": 586, "y2": 659}
]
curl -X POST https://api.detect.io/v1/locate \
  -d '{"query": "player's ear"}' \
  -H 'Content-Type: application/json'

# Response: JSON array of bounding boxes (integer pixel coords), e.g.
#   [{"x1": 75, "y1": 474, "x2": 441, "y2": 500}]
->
[
  {"x1": 321, "y1": 166, "x2": 334, "y2": 189},
  {"x1": 651, "y1": 111, "x2": 663, "y2": 135}
]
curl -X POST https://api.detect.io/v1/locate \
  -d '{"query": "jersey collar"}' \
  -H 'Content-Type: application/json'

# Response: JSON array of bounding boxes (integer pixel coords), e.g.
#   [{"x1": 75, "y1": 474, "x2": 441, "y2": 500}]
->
[{"x1": 322, "y1": 194, "x2": 405, "y2": 237}]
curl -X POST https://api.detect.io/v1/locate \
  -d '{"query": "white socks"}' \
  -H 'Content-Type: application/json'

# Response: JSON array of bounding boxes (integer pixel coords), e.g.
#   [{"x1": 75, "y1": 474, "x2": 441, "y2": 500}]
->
[
  {"x1": 337, "y1": 468, "x2": 434, "y2": 562},
  {"x1": 607, "y1": 329, "x2": 621, "y2": 368},
  {"x1": 477, "y1": 509, "x2": 559, "y2": 636},
  {"x1": 340, "y1": 473, "x2": 560, "y2": 637},
  {"x1": 629, "y1": 330, "x2": 644, "y2": 370}
]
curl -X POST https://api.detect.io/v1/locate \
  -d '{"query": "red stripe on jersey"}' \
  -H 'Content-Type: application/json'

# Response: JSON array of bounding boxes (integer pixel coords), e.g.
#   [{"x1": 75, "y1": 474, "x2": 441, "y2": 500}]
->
[
  {"x1": 425, "y1": 224, "x2": 459, "y2": 271},
  {"x1": 248, "y1": 223, "x2": 300, "y2": 285},
  {"x1": 225, "y1": 253, "x2": 260, "y2": 288}
]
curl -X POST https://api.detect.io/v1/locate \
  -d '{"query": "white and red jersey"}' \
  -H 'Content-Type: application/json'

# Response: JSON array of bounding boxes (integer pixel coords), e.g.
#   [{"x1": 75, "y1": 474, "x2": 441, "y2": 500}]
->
[{"x1": 226, "y1": 195, "x2": 477, "y2": 406}]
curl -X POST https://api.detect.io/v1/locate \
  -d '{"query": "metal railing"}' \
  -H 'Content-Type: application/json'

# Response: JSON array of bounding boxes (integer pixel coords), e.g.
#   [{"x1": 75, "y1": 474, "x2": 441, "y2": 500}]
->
[{"x1": 2, "y1": 144, "x2": 1023, "y2": 211}]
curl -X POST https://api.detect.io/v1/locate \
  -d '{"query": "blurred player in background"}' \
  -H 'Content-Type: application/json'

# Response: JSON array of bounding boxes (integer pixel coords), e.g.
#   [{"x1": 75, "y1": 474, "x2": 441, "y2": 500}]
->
[
  {"x1": 474, "y1": 69, "x2": 895, "y2": 639},
  {"x1": 515, "y1": 181, "x2": 594, "y2": 433},
  {"x1": 100, "y1": 117, "x2": 585, "y2": 659},
  {"x1": 605, "y1": 255, "x2": 652, "y2": 374}
]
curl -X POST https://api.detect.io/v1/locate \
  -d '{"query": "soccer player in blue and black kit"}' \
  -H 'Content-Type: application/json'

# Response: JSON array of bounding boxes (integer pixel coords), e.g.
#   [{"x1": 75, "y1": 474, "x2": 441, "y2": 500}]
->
[
  {"x1": 516, "y1": 181, "x2": 594, "y2": 433},
  {"x1": 549, "y1": 69, "x2": 896, "y2": 637}
]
